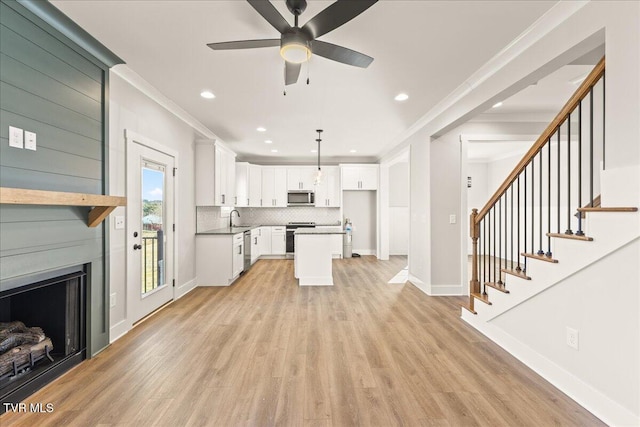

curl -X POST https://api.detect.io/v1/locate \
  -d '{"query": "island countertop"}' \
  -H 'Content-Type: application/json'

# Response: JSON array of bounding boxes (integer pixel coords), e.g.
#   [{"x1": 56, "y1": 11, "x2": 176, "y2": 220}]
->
[{"x1": 295, "y1": 229, "x2": 346, "y2": 235}]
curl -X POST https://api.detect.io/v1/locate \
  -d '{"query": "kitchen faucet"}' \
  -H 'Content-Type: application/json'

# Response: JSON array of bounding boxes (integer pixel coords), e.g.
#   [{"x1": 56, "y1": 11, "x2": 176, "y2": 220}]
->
[{"x1": 230, "y1": 209, "x2": 240, "y2": 227}]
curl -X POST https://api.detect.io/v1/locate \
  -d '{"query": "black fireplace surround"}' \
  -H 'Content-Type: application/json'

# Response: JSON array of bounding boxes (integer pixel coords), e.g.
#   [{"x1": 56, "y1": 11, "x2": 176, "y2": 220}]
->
[{"x1": 0, "y1": 267, "x2": 87, "y2": 413}]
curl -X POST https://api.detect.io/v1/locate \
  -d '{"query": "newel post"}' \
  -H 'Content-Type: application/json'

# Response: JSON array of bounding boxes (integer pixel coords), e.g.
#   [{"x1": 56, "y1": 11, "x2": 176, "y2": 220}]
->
[{"x1": 470, "y1": 209, "x2": 480, "y2": 295}]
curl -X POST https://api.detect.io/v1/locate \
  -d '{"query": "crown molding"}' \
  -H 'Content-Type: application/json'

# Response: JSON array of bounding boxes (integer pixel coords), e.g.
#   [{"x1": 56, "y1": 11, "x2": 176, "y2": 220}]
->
[{"x1": 111, "y1": 64, "x2": 220, "y2": 141}]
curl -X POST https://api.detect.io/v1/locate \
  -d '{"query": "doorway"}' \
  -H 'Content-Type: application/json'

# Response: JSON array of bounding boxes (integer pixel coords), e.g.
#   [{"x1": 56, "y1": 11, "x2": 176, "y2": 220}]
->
[{"x1": 126, "y1": 130, "x2": 175, "y2": 323}]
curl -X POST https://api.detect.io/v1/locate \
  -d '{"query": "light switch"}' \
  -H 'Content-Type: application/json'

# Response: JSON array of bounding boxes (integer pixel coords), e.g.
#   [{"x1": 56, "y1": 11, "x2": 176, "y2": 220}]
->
[
  {"x1": 9, "y1": 126, "x2": 23, "y2": 149},
  {"x1": 449, "y1": 214, "x2": 457, "y2": 224},
  {"x1": 24, "y1": 131, "x2": 36, "y2": 151},
  {"x1": 114, "y1": 216, "x2": 125, "y2": 230}
]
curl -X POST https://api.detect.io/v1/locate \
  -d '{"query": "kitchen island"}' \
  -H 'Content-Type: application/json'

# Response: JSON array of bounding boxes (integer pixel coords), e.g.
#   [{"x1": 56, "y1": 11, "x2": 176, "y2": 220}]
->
[{"x1": 294, "y1": 228, "x2": 346, "y2": 286}]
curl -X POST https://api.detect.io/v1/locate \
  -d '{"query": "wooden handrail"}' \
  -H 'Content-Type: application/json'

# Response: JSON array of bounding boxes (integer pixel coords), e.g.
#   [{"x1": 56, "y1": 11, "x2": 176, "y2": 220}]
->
[{"x1": 475, "y1": 57, "x2": 605, "y2": 223}]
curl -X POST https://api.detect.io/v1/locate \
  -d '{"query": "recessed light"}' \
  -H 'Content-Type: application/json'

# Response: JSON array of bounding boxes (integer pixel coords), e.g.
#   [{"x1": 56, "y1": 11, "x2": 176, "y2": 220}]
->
[
  {"x1": 492, "y1": 101, "x2": 503, "y2": 108},
  {"x1": 394, "y1": 93, "x2": 409, "y2": 101},
  {"x1": 200, "y1": 91, "x2": 215, "y2": 99},
  {"x1": 265, "y1": 140, "x2": 273, "y2": 144},
  {"x1": 271, "y1": 149, "x2": 278, "y2": 153},
  {"x1": 350, "y1": 149, "x2": 357, "y2": 153},
  {"x1": 257, "y1": 127, "x2": 266, "y2": 132},
  {"x1": 311, "y1": 149, "x2": 317, "y2": 153}
]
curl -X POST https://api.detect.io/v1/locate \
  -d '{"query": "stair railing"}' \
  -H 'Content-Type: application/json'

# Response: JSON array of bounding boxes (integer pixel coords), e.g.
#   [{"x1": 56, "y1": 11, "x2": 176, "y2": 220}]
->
[{"x1": 469, "y1": 57, "x2": 605, "y2": 310}]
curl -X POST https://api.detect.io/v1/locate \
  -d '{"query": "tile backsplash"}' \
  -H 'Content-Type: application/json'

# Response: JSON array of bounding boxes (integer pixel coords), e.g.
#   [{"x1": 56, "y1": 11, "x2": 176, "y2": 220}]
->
[{"x1": 196, "y1": 206, "x2": 341, "y2": 231}]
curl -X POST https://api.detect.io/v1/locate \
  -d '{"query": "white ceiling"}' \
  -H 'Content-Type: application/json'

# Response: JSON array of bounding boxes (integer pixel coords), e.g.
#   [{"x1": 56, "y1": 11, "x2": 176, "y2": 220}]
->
[{"x1": 52, "y1": 0, "x2": 557, "y2": 163}]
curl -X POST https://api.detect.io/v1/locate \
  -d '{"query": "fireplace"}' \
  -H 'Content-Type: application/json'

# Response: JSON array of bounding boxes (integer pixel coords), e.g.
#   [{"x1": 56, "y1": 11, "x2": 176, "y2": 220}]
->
[{"x1": 0, "y1": 268, "x2": 87, "y2": 412}]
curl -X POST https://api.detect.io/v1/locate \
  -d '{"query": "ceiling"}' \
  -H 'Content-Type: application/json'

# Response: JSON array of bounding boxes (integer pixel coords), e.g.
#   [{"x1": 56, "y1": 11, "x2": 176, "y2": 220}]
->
[{"x1": 52, "y1": 0, "x2": 557, "y2": 163}]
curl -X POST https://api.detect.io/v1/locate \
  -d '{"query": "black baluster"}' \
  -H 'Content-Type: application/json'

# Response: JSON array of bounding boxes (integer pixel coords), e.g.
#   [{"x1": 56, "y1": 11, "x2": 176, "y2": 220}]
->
[
  {"x1": 523, "y1": 167, "x2": 527, "y2": 272},
  {"x1": 484, "y1": 217, "x2": 487, "y2": 286},
  {"x1": 504, "y1": 190, "x2": 508, "y2": 272},
  {"x1": 538, "y1": 150, "x2": 544, "y2": 255},
  {"x1": 558, "y1": 121, "x2": 561, "y2": 234},
  {"x1": 531, "y1": 160, "x2": 535, "y2": 255},
  {"x1": 498, "y1": 197, "x2": 502, "y2": 285},
  {"x1": 488, "y1": 209, "x2": 491, "y2": 286},
  {"x1": 516, "y1": 176, "x2": 521, "y2": 272},
  {"x1": 566, "y1": 112, "x2": 573, "y2": 235},
  {"x1": 511, "y1": 184, "x2": 514, "y2": 271},
  {"x1": 576, "y1": 101, "x2": 584, "y2": 236},
  {"x1": 590, "y1": 87, "x2": 594, "y2": 206},
  {"x1": 493, "y1": 205, "x2": 496, "y2": 288},
  {"x1": 547, "y1": 135, "x2": 553, "y2": 257}
]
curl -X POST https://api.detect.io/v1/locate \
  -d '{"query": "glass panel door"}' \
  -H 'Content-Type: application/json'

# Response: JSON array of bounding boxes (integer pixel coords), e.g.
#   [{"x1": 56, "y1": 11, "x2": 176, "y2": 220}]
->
[{"x1": 141, "y1": 161, "x2": 165, "y2": 295}]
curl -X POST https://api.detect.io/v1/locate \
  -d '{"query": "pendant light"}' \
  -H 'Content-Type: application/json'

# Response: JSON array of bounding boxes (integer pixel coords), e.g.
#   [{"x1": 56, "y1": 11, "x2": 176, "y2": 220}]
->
[{"x1": 314, "y1": 129, "x2": 323, "y2": 185}]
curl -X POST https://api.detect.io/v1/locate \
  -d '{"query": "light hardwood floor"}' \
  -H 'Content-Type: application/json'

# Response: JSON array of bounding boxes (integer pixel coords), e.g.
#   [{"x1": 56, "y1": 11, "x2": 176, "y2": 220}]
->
[{"x1": 1, "y1": 256, "x2": 603, "y2": 426}]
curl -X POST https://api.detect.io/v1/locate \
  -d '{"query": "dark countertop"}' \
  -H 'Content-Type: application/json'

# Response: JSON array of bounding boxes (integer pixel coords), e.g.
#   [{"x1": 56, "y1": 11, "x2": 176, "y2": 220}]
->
[
  {"x1": 196, "y1": 222, "x2": 342, "y2": 235},
  {"x1": 295, "y1": 229, "x2": 346, "y2": 235}
]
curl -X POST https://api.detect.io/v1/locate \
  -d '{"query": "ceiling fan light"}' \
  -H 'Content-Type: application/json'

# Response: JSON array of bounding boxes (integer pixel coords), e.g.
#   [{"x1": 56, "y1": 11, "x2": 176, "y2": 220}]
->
[{"x1": 280, "y1": 42, "x2": 311, "y2": 64}]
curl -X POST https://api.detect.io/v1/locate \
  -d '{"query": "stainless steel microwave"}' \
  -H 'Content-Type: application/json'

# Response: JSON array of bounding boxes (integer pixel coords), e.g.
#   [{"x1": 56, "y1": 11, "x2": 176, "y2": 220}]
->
[{"x1": 287, "y1": 191, "x2": 315, "y2": 206}]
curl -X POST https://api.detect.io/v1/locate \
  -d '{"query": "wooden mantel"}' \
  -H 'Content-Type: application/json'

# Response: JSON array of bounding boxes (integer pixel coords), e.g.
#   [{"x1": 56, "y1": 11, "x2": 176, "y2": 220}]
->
[{"x1": 0, "y1": 187, "x2": 126, "y2": 227}]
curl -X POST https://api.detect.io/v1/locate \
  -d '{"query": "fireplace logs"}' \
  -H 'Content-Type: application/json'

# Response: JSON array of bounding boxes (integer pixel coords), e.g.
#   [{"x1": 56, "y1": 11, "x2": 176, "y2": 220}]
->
[{"x1": 0, "y1": 322, "x2": 53, "y2": 377}]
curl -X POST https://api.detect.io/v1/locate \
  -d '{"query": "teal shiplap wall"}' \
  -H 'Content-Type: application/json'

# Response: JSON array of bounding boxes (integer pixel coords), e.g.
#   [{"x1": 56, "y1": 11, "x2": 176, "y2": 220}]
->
[{"x1": 0, "y1": 0, "x2": 111, "y2": 355}]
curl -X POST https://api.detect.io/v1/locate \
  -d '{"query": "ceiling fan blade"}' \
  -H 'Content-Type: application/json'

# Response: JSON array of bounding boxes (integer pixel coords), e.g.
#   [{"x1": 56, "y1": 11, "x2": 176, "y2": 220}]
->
[
  {"x1": 207, "y1": 39, "x2": 280, "y2": 50},
  {"x1": 302, "y1": 0, "x2": 377, "y2": 39},
  {"x1": 285, "y1": 61, "x2": 301, "y2": 85},
  {"x1": 247, "y1": 0, "x2": 291, "y2": 34},
  {"x1": 312, "y1": 40, "x2": 373, "y2": 68}
]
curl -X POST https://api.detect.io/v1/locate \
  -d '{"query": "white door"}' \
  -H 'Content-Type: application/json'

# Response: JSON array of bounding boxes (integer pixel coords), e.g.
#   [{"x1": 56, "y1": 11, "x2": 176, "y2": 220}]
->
[{"x1": 127, "y1": 139, "x2": 175, "y2": 323}]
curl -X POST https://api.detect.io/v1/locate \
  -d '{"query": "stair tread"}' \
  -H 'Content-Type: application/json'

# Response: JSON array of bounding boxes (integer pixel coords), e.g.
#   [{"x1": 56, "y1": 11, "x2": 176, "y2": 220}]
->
[
  {"x1": 461, "y1": 303, "x2": 477, "y2": 315},
  {"x1": 577, "y1": 206, "x2": 637, "y2": 212},
  {"x1": 501, "y1": 268, "x2": 531, "y2": 280},
  {"x1": 485, "y1": 282, "x2": 510, "y2": 293},
  {"x1": 546, "y1": 232, "x2": 594, "y2": 241},
  {"x1": 521, "y1": 252, "x2": 559, "y2": 263},
  {"x1": 471, "y1": 292, "x2": 492, "y2": 305}
]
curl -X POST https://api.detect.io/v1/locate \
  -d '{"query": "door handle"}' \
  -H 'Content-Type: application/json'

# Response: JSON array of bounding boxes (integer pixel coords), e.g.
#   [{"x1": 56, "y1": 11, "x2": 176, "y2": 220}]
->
[
  {"x1": 133, "y1": 244, "x2": 142, "y2": 250},
  {"x1": 222, "y1": 194, "x2": 225, "y2": 204}
]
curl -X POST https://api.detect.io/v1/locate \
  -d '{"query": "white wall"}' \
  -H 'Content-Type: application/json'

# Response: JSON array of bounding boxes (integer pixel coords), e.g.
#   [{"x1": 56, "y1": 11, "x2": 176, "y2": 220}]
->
[
  {"x1": 389, "y1": 162, "x2": 409, "y2": 255},
  {"x1": 343, "y1": 191, "x2": 377, "y2": 254},
  {"x1": 400, "y1": 2, "x2": 640, "y2": 423},
  {"x1": 108, "y1": 71, "x2": 199, "y2": 339}
]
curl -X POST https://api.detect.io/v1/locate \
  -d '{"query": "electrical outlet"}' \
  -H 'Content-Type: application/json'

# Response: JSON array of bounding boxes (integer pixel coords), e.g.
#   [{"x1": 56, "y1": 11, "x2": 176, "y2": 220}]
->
[
  {"x1": 110, "y1": 293, "x2": 117, "y2": 308},
  {"x1": 9, "y1": 126, "x2": 24, "y2": 149},
  {"x1": 24, "y1": 131, "x2": 36, "y2": 150},
  {"x1": 566, "y1": 327, "x2": 579, "y2": 350},
  {"x1": 449, "y1": 214, "x2": 457, "y2": 224},
  {"x1": 114, "y1": 215, "x2": 125, "y2": 230}
]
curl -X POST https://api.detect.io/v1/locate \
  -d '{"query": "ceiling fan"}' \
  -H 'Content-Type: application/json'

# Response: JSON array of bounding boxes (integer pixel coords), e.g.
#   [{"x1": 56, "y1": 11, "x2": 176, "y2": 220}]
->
[{"x1": 207, "y1": 0, "x2": 377, "y2": 86}]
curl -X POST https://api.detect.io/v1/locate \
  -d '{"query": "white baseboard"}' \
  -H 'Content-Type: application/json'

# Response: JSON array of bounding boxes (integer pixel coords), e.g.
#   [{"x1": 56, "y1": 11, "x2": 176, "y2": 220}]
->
[
  {"x1": 408, "y1": 274, "x2": 465, "y2": 296},
  {"x1": 461, "y1": 315, "x2": 640, "y2": 427},
  {"x1": 176, "y1": 277, "x2": 197, "y2": 299},
  {"x1": 109, "y1": 319, "x2": 131, "y2": 344},
  {"x1": 353, "y1": 249, "x2": 376, "y2": 256}
]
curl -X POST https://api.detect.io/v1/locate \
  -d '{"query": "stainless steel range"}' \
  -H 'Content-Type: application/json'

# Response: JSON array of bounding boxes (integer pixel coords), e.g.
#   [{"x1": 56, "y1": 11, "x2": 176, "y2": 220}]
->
[{"x1": 286, "y1": 222, "x2": 316, "y2": 255}]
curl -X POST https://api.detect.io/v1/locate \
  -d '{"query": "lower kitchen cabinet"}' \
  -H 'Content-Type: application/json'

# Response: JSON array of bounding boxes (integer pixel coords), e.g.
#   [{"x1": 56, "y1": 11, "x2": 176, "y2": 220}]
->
[
  {"x1": 259, "y1": 226, "x2": 272, "y2": 255},
  {"x1": 250, "y1": 228, "x2": 260, "y2": 263},
  {"x1": 271, "y1": 226, "x2": 286, "y2": 255},
  {"x1": 196, "y1": 233, "x2": 244, "y2": 286}
]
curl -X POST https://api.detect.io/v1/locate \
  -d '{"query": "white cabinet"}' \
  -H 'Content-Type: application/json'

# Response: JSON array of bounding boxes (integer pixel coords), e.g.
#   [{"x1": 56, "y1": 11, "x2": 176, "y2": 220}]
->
[
  {"x1": 261, "y1": 167, "x2": 287, "y2": 207},
  {"x1": 271, "y1": 226, "x2": 286, "y2": 255},
  {"x1": 341, "y1": 164, "x2": 378, "y2": 190},
  {"x1": 195, "y1": 141, "x2": 236, "y2": 206},
  {"x1": 287, "y1": 167, "x2": 316, "y2": 191},
  {"x1": 259, "y1": 226, "x2": 272, "y2": 255},
  {"x1": 250, "y1": 228, "x2": 260, "y2": 263},
  {"x1": 232, "y1": 233, "x2": 244, "y2": 278},
  {"x1": 248, "y1": 164, "x2": 262, "y2": 207},
  {"x1": 196, "y1": 233, "x2": 243, "y2": 286},
  {"x1": 316, "y1": 226, "x2": 343, "y2": 258},
  {"x1": 315, "y1": 166, "x2": 341, "y2": 207},
  {"x1": 235, "y1": 162, "x2": 249, "y2": 207}
]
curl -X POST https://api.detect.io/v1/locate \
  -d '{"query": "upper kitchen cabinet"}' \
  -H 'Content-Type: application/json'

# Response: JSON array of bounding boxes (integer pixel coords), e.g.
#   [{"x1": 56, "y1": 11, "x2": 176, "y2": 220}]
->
[
  {"x1": 195, "y1": 140, "x2": 236, "y2": 206},
  {"x1": 235, "y1": 162, "x2": 249, "y2": 207},
  {"x1": 248, "y1": 164, "x2": 262, "y2": 207},
  {"x1": 341, "y1": 164, "x2": 379, "y2": 190},
  {"x1": 315, "y1": 166, "x2": 341, "y2": 207},
  {"x1": 261, "y1": 167, "x2": 287, "y2": 207},
  {"x1": 287, "y1": 167, "x2": 316, "y2": 191}
]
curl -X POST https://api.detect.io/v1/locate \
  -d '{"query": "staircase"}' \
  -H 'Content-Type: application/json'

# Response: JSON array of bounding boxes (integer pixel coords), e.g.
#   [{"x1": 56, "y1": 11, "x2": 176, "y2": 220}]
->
[{"x1": 461, "y1": 56, "x2": 638, "y2": 317}]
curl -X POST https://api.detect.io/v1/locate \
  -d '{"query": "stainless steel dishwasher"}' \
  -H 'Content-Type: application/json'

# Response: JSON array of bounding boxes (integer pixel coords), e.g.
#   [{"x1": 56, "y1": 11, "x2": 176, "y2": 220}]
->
[{"x1": 243, "y1": 230, "x2": 251, "y2": 273}]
